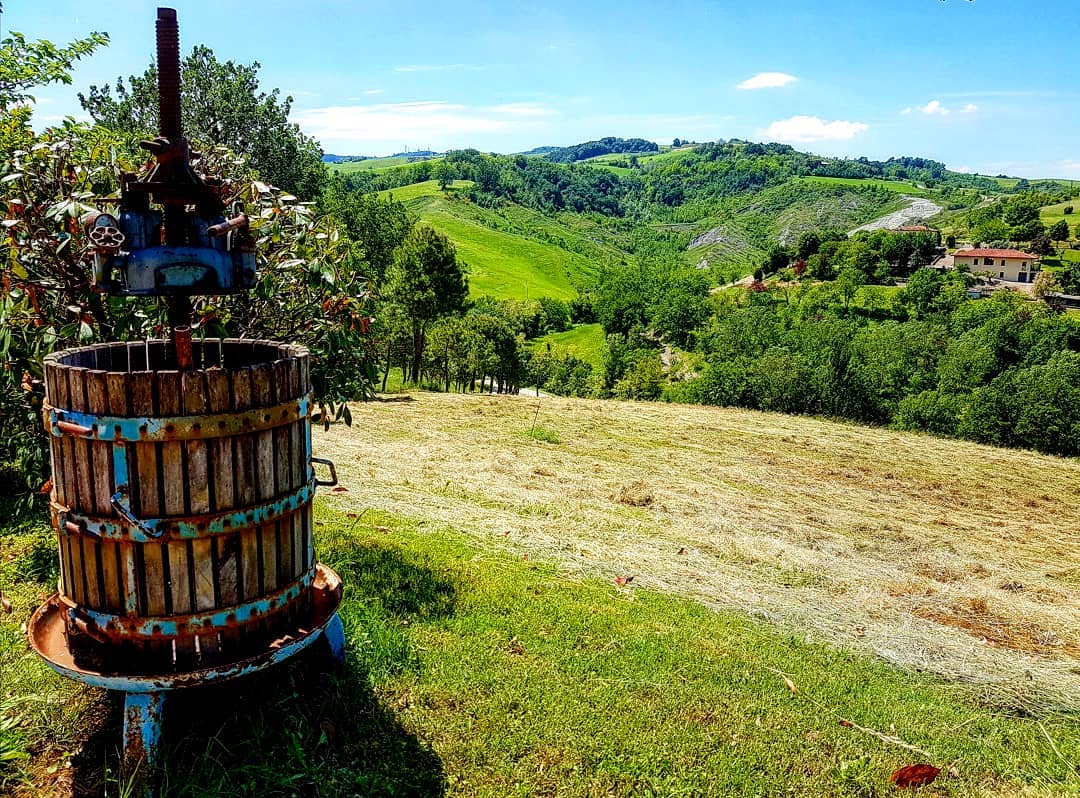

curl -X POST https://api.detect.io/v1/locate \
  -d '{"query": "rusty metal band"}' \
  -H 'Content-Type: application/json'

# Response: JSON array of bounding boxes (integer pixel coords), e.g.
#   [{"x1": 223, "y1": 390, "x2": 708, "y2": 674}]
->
[
  {"x1": 44, "y1": 392, "x2": 312, "y2": 442},
  {"x1": 64, "y1": 565, "x2": 318, "y2": 641},
  {"x1": 52, "y1": 479, "x2": 315, "y2": 543}
]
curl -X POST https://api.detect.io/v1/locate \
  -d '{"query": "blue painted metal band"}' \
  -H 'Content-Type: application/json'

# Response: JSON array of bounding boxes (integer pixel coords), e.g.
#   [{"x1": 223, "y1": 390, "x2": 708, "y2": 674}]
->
[
  {"x1": 46, "y1": 393, "x2": 312, "y2": 442},
  {"x1": 70, "y1": 566, "x2": 316, "y2": 640},
  {"x1": 55, "y1": 480, "x2": 315, "y2": 543}
]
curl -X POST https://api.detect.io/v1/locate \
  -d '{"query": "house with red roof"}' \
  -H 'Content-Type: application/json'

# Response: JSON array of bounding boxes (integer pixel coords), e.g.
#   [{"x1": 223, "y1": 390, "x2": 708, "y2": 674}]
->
[{"x1": 952, "y1": 248, "x2": 1040, "y2": 283}]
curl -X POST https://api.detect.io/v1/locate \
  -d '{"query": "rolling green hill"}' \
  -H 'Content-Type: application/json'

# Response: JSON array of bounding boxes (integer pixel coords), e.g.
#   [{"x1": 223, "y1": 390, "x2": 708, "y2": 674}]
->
[
  {"x1": 376, "y1": 181, "x2": 626, "y2": 300},
  {"x1": 329, "y1": 155, "x2": 441, "y2": 174}
]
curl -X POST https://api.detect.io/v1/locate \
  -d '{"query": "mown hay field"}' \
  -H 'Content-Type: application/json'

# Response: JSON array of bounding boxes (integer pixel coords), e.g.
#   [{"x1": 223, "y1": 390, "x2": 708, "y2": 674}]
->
[{"x1": 318, "y1": 392, "x2": 1080, "y2": 713}]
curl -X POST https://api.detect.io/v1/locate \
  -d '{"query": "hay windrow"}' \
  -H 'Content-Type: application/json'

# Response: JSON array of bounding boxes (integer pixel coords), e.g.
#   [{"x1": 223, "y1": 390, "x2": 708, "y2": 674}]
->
[{"x1": 315, "y1": 392, "x2": 1080, "y2": 713}]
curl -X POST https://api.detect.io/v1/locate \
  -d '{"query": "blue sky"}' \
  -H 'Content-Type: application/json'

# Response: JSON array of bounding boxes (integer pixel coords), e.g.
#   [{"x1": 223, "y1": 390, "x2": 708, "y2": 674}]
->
[{"x1": 10, "y1": 0, "x2": 1080, "y2": 177}]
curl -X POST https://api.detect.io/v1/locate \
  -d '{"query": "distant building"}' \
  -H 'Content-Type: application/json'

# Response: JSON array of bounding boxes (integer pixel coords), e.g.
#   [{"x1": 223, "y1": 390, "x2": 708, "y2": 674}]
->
[{"x1": 953, "y1": 248, "x2": 1040, "y2": 283}]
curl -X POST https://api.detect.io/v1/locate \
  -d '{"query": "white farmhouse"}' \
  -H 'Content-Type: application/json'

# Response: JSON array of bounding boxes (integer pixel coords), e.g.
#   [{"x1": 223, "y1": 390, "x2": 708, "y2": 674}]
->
[{"x1": 952, "y1": 248, "x2": 1040, "y2": 283}]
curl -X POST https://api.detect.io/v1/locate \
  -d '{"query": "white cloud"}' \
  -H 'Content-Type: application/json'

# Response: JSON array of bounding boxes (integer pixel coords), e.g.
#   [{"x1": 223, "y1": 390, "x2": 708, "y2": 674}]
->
[
  {"x1": 761, "y1": 115, "x2": 868, "y2": 143},
  {"x1": 736, "y1": 71, "x2": 798, "y2": 90},
  {"x1": 393, "y1": 63, "x2": 485, "y2": 73},
  {"x1": 952, "y1": 165, "x2": 973, "y2": 174},
  {"x1": 295, "y1": 100, "x2": 550, "y2": 152},
  {"x1": 364, "y1": 89, "x2": 384, "y2": 95},
  {"x1": 907, "y1": 99, "x2": 978, "y2": 116}
]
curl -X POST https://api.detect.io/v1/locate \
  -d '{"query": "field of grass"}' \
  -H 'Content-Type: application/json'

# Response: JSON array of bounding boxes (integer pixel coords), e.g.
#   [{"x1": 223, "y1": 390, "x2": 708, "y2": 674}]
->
[
  {"x1": 328, "y1": 155, "x2": 439, "y2": 174},
  {"x1": 530, "y1": 323, "x2": 606, "y2": 368},
  {"x1": 4, "y1": 492, "x2": 1077, "y2": 796},
  {"x1": 320, "y1": 393, "x2": 1080, "y2": 716},
  {"x1": 798, "y1": 176, "x2": 933, "y2": 197},
  {"x1": 375, "y1": 181, "x2": 620, "y2": 300},
  {"x1": 1041, "y1": 202, "x2": 1078, "y2": 233}
]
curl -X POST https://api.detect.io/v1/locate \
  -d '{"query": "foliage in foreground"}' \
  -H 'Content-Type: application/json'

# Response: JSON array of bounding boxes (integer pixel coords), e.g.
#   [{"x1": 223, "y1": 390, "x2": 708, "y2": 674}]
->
[
  {"x1": 0, "y1": 33, "x2": 376, "y2": 496},
  {"x1": 1, "y1": 503, "x2": 1077, "y2": 796}
]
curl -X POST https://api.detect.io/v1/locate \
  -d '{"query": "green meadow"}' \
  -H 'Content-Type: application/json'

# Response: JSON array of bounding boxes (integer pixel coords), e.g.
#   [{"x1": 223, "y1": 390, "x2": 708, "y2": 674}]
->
[
  {"x1": 375, "y1": 181, "x2": 622, "y2": 300},
  {"x1": 530, "y1": 323, "x2": 606, "y2": 368}
]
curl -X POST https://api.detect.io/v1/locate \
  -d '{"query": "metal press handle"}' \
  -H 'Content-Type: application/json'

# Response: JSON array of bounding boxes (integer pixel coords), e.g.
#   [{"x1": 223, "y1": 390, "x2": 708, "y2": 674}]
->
[
  {"x1": 310, "y1": 457, "x2": 338, "y2": 488},
  {"x1": 111, "y1": 487, "x2": 164, "y2": 539}
]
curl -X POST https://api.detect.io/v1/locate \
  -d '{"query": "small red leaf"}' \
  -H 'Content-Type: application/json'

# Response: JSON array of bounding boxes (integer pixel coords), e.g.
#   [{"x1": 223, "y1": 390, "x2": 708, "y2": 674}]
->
[
  {"x1": 39, "y1": 479, "x2": 52, "y2": 495},
  {"x1": 331, "y1": 486, "x2": 349, "y2": 493},
  {"x1": 890, "y1": 764, "x2": 941, "y2": 789},
  {"x1": 614, "y1": 576, "x2": 635, "y2": 586}
]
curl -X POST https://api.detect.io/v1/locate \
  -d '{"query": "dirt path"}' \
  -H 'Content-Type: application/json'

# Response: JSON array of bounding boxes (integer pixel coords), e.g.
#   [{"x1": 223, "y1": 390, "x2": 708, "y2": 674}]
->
[
  {"x1": 315, "y1": 392, "x2": 1080, "y2": 712},
  {"x1": 849, "y1": 196, "x2": 944, "y2": 234}
]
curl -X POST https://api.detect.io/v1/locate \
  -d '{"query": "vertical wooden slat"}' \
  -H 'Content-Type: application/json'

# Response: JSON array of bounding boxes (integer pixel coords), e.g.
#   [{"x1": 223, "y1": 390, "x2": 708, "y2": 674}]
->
[
  {"x1": 183, "y1": 371, "x2": 217, "y2": 658},
  {"x1": 44, "y1": 363, "x2": 67, "y2": 508},
  {"x1": 232, "y1": 368, "x2": 255, "y2": 508},
  {"x1": 206, "y1": 369, "x2": 240, "y2": 653},
  {"x1": 129, "y1": 372, "x2": 158, "y2": 520},
  {"x1": 85, "y1": 370, "x2": 118, "y2": 611},
  {"x1": 67, "y1": 367, "x2": 103, "y2": 610},
  {"x1": 102, "y1": 371, "x2": 137, "y2": 621},
  {"x1": 252, "y1": 364, "x2": 275, "y2": 503},
  {"x1": 206, "y1": 370, "x2": 234, "y2": 511},
  {"x1": 277, "y1": 514, "x2": 293, "y2": 586},
  {"x1": 261, "y1": 521, "x2": 278, "y2": 592}
]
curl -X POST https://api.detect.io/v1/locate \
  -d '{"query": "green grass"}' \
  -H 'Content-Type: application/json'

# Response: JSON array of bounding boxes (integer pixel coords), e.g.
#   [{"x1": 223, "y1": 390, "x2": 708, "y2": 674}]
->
[
  {"x1": 4, "y1": 500, "x2": 1077, "y2": 796},
  {"x1": 328, "y1": 155, "x2": 441, "y2": 174},
  {"x1": 530, "y1": 323, "x2": 605, "y2": 368},
  {"x1": 798, "y1": 176, "x2": 932, "y2": 197},
  {"x1": 375, "y1": 181, "x2": 618, "y2": 300},
  {"x1": 1041, "y1": 202, "x2": 1077, "y2": 234}
]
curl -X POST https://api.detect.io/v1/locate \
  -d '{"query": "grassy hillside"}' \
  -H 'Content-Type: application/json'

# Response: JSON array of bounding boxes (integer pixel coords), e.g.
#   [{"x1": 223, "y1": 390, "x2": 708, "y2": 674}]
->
[
  {"x1": 320, "y1": 393, "x2": 1080, "y2": 711},
  {"x1": 686, "y1": 181, "x2": 910, "y2": 276},
  {"x1": 376, "y1": 181, "x2": 624, "y2": 300},
  {"x1": 1041, "y1": 200, "x2": 1077, "y2": 231},
  {"x1": 6, "y1": 393, "x2": 1079, "y2": 794},
  {"x1": 4, "y1": 498, "x2": 1077, "y2": 796},
  {"x1": 329, "y1": 155, "x2": 440, "y2": 174},
  {"x1": 530, "y1": 323, "x2": 606, "y2": 368}
]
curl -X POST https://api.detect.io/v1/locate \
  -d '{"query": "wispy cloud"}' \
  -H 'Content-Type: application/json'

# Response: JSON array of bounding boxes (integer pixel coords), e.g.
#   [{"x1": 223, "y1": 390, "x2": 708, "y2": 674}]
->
[
  {"x1": 393, "y1": 64, "x2": 485, "y2": 73},
  {"x1": 736, "y1": 72, "x2": 798, "y2": 90},
  {"x1": 905, "y1": 99, "x2": 978, "y2": 116},
  {"x1": 295, "y1": 100, "x2": 549, "y2": 152},
  {"x1": 761, "y1": 115, "x2": 868, "y2": 143}
]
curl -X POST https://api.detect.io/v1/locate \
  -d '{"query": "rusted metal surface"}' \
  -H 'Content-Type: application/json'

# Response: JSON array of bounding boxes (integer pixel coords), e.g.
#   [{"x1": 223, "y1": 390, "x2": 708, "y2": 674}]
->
[
  {"x1": 63, "y1": 566, "x2": 317, "y2": 641},
  {"x1": 172, "y1": 325, "x2": 193, "y2": 371},
  {"x1": 207, "y1": 214, "x2": 249, "y2": 238},
  {"x1": 53, "y1": 480, "x2": 316, "y2": 543},
  {"x1": 45, "y1": 394, "x2": 313, "y2": 442},
  {"x1": 27, "y1": 564, "x2": 343, "y2": 691},
  {"x1": 155, "y1": 8, "x2": 182, "y2": 144}
]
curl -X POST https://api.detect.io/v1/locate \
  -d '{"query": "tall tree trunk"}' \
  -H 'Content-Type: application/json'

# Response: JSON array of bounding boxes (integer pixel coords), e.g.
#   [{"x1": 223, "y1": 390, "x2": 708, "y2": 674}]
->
[
  {"x1": 381, "y1": 338, "x2": 392, "y2": 392},
  {"x1": 410, "y1": 323, "x2": 424, "y2": 384}
]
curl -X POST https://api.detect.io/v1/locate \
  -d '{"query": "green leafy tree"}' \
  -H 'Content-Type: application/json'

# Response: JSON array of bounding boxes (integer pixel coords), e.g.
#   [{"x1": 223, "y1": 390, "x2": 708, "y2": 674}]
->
[
  {"x1": 1049, "y1": 219, "x2": 1070, "y2": 246},
  {"x1": 433, "y1": 159, "x2": 454, "y2": 191},
  {"x1": 0, "y1": 31, "x2": 108, "y2": 107},
  {"x1": 384, "y1": 225, "x2": 469, "y2": 383},
  {"x1": 79, "y1": 45, "x2": 326, "y2": 198},
  {"x1": 796, "y1": 231, "x2": 821, "y2": 260},
  {"x1": 903, "y1": 268, "x2": 945, "y2": 319}
]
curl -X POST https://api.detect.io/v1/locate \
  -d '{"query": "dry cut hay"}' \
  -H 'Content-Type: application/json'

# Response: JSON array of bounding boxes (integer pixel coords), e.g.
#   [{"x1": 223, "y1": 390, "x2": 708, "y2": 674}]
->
[{"x1": 315, "y1": 392, "x2": 1080, "y2": 714}]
